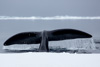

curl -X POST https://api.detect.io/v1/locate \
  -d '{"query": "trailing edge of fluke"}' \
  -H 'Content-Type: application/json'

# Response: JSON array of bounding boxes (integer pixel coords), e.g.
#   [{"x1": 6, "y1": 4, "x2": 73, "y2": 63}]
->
[{"x1": 3, "y1": 29, "x2": 94, "y2": 52}]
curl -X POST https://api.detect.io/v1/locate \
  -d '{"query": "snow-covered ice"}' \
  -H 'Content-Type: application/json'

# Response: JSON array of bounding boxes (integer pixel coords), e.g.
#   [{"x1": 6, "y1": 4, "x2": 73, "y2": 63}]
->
[{"x1": 0, "y1": 53, "x2": 100, "y2": 67}]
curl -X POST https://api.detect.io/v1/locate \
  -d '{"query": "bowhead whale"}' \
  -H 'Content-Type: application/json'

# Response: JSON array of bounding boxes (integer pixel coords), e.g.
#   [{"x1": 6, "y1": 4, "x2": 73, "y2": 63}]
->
[{"x1": 3, "y1": 29, "x2": 93, "y2": 52}]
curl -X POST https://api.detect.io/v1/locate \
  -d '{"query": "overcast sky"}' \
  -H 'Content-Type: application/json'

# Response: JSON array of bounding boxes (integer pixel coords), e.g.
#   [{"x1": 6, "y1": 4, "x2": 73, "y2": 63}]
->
[
  {"x1": 0, "y1": 0, "x2": 100, "y2": 37},
  {"x1": 0, "y1": 0, "x2": 100, "y2": 16}
]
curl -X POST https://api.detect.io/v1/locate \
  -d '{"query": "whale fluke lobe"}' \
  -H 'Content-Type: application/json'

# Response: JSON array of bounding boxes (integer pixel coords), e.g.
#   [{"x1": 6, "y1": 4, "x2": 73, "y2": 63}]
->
[
  {"x1": 4, "y1": 32, "x2": 41, "y2": 45},
  {"x1": 3, "y1": 29, "x2": 93, "y2": 52},
  {"x1": 48, "y1": 29, "x2": 92, "y2": 41}
]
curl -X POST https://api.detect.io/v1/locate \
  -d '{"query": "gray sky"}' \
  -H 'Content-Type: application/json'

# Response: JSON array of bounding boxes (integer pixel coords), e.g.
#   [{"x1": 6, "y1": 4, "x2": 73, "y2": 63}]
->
[
  {"x1": 0, "y1": 0, "x2": 100, "y2": 16},
  {"x1": 0, "y1": 0, "x2": 100, "y2": 37}
]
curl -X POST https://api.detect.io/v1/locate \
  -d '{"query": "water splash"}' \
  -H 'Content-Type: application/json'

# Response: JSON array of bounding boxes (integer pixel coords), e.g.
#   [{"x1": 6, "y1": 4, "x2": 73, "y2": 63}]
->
[
  {"x1": 3, "y1": 38, "x2": 96, "y2": 52},
  {"x1": 49, "y1": 38, "x2": 96, "y2": 51},
  {"x1": 3, "y1": 44, "x2": 39, "y2": 50}
]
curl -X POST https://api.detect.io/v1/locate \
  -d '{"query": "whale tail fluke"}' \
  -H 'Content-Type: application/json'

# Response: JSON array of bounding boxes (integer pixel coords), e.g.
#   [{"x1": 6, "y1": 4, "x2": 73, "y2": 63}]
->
[{"x1": 3, "y1": 29, "x2": 95, "y2": 52}]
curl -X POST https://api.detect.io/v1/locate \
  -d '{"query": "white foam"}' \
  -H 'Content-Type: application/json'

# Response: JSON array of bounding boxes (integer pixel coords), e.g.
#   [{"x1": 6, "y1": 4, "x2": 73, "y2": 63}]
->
[{"x1": 49, "y1": 38, "x2": 96, "y2": 50}]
